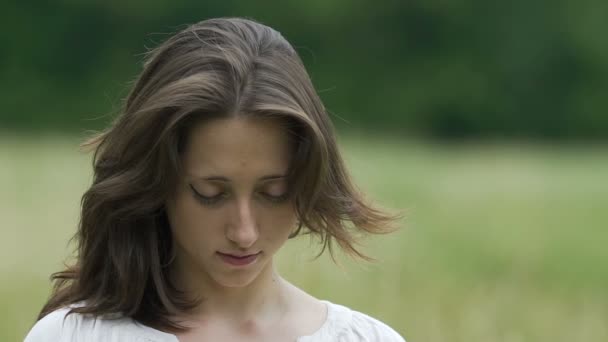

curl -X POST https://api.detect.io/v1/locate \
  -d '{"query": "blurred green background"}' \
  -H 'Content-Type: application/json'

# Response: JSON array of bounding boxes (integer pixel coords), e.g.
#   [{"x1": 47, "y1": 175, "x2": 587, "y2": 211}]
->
[{"x1": 2, "y1": 1, "x2": 607, "y2": 341}]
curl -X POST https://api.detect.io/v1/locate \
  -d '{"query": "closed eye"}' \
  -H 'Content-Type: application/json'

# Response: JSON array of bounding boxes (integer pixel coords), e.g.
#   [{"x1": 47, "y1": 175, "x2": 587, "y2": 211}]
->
[
  {"x1": 190, "y1": 184, "x2": 225, "y2": 205},
  {"x1": 261, "y1": 191, "x2": 290, "y2": 203},
  {"x1": 189, "y1": 184, "x2": 290, "y2": 205}
]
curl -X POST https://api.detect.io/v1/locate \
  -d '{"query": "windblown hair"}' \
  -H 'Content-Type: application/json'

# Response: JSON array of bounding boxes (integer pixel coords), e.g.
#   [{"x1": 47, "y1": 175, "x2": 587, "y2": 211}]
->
[{"x1": 38, "y1": 17, "x2": 400, "y2": 332}]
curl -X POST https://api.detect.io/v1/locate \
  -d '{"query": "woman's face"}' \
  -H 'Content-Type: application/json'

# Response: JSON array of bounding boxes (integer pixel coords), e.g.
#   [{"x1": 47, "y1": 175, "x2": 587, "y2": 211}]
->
[{"x1": 166, "y1": 117, "x2": 297, "y2": 288}]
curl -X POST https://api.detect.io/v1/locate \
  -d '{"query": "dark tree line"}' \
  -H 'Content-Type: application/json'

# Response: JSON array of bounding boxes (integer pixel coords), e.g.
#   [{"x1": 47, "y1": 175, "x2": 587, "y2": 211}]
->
[{"x1": 2, "y1": 0, "x2": 606, "y2": 140}]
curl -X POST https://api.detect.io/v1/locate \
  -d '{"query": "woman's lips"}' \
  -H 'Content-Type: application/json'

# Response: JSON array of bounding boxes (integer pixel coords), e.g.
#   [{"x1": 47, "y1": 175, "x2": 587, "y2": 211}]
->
[{"x1": 217, "y1": 252, "x2": 261, "y2": 266}]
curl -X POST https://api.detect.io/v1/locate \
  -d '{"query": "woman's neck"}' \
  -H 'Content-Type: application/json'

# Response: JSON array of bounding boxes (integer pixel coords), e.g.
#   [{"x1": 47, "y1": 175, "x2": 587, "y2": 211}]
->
[{"x1": 169, "y1": 257, "x2": 289, "y2": 326}]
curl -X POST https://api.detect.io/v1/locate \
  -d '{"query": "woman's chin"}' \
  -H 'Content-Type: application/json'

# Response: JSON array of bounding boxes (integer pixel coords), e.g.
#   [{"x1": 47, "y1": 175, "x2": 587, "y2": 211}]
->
[{"x1": 212, "y1": 273, "x2": 260, "y2": 288}]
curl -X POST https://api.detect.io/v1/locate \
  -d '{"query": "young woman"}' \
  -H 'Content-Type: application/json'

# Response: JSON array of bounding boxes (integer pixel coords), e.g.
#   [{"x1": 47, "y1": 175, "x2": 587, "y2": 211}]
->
[{"x1": 25, "y1": 17, "x2": 405, "y2": 342}]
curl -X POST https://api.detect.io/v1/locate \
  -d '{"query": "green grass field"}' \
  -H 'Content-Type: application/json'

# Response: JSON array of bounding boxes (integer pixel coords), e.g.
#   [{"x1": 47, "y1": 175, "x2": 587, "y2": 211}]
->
[{"x1": 2, "y1": 133, "x2": 607, "y2": 341}]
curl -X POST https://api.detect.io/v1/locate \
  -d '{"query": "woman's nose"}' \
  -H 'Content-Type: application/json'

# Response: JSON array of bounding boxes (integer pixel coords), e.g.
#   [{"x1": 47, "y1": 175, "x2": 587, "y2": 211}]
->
[{"x1": 226, "y1": 199, "x2": 259, "y2": 248}]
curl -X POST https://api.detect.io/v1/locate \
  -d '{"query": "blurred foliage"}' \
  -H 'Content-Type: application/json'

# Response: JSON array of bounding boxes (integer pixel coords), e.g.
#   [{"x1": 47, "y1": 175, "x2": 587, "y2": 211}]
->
[{"x1": 1, "y1": 0, "x2": 607, "y2": 139}]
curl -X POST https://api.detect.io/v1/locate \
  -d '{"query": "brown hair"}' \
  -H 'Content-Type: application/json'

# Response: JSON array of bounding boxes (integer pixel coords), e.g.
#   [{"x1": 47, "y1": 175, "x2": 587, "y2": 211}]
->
[{"x1": 38, "y1": 17, "x2": 400, "y2": 332}]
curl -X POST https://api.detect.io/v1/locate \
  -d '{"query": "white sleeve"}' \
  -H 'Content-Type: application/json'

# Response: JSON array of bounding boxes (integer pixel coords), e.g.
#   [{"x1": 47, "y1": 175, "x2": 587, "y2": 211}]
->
[
  {"x1": 323, "y1": 302, "x2": 406, "y2": 342},
  {"x1": 349, "y1": 310, "x2": 406, "y2": 342},
  {"x1": 23, "y1": 309, "x2": 70, "y2": 342}
]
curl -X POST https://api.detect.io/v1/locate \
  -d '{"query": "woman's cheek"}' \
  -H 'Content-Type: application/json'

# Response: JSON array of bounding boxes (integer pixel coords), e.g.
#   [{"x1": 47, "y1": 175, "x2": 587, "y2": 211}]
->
[{"x1": 267, "y1": 208, "x2": 297, "y2": 239}]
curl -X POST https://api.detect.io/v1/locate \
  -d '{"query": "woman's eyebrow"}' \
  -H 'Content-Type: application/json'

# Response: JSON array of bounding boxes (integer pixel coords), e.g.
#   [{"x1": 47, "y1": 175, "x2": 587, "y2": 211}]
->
[{"x1": 196, "y1": 174, "x2": 287, "y2": 182}]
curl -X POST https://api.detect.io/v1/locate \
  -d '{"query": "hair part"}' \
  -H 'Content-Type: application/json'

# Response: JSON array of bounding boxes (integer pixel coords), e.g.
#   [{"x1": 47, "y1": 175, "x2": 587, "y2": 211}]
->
[{"x1": 38, "y1": 17, "x2": 402, "y2": 332}]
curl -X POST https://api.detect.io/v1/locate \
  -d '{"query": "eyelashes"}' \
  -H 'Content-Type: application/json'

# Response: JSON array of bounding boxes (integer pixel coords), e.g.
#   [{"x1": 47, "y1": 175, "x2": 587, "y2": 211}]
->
[
  {"x1": 189, "y1": 184, "x2": 227, "y2": 205},
  {"x1": 189, "y1": 184, "x2": 290, "y2": 206},
  {"x1": 263, "y1": 191, "x2": 290, "y2": 204}
]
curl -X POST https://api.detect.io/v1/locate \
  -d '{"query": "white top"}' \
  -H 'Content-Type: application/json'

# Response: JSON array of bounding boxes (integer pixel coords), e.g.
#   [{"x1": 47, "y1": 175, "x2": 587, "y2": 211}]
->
[{"x1": 24, "y1": 300, "x2": 405, "y2": 342}]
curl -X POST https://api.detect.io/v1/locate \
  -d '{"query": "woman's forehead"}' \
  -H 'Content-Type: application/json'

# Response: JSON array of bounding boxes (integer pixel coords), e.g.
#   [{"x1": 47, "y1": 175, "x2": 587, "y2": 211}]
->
[{"x1": 182, "y1": 117, "x2": 292, "y2": 177}]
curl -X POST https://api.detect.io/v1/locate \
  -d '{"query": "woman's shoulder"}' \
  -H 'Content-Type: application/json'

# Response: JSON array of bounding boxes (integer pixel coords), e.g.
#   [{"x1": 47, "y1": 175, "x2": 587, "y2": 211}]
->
[
  {"x1": 300, "y1": 300, "x2": 406, "y2": 342},
  {"x1": 23, "y1": 306, "x2": 175, "y2": 342},
  {"x1": 24, "y1": 307, "x2": 70, "y2": 342}
]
